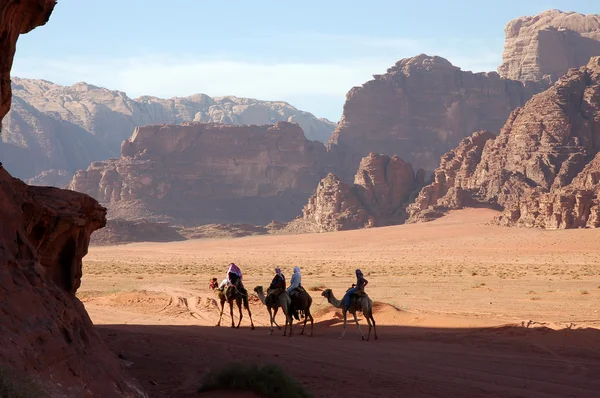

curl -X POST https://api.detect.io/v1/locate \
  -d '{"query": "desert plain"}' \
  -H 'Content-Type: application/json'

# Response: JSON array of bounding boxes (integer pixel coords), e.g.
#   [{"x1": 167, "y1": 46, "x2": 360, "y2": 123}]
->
[{"x1": 79, "y1": 209, "x2": 600, "y2": 397}]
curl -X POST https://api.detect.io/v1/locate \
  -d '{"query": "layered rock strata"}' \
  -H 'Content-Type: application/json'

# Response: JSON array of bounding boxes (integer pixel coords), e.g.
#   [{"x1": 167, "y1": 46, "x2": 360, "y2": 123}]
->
[{"x1": 409, "y1": 57, "x2": 600, "y2": 229}]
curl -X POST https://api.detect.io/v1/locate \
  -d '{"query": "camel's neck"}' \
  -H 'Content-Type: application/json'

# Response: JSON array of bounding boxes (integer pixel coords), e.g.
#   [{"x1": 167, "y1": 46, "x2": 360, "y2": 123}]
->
[
  {"x1": 256, "y1": 291, "x2": 267, "y2": 305},
  {"x1": 327, "y1": 292, "x2": 343, "y2": 309}
]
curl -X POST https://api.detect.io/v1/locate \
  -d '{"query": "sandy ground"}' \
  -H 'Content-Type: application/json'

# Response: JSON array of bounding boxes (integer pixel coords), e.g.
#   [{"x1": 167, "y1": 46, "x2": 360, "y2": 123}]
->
[{"x1": 81, "y1": 209, "x2": 600, "y2": 397}]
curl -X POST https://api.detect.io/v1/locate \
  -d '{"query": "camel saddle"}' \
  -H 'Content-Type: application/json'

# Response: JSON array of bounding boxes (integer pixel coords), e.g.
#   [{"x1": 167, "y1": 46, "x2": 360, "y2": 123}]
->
[
  {"x1": 266, "y1": 288, "x2": 283, "y2": 306},
  {"x1": 289, "y1": 286, "x2": 306, "y2": 298}
]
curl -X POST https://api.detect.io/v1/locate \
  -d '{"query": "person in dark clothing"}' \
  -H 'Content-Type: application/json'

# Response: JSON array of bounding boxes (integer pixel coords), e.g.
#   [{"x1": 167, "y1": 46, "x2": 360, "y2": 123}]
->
[
  {"x1": 343, "y1": 269, "x2": 368, "y2": 307},
  {"x1": 267, "y1": 268, "x2": 286, "y2": 306}
]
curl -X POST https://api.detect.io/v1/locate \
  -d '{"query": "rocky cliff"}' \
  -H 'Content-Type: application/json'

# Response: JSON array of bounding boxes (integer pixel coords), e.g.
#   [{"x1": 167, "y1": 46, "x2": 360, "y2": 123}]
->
[
  {"x1": 498, "y1": 10, "x2": 600, "y2": 83},
  {"x1": 409, "y1": 57, "x2": 600, "y2": 229},
  {"x1": 1, "y1": 77, "x2": 335, "y2": 184},
  {"x1": 0, "y1": 1, "x2": 146, "y2": 396},
  {"x1": 300, "y1": 153, "x2": 423, "y2": 232},
  {"x1": 327, "y1": 54, "x2": 544, "y2": 179},
  {"x1": 69, "y1": 121, "x2": 328, "y2": 225}
]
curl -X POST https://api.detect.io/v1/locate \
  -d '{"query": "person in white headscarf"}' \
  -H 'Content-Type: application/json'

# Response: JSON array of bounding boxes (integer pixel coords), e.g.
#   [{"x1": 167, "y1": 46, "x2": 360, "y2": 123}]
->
[{"x1": 287, "y1": 267, "x2": 302, "y2": 297}]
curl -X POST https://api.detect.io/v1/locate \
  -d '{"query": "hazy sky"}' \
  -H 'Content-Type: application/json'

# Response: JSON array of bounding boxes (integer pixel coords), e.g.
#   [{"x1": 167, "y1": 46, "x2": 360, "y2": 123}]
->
[{"x1": 13, "y1": 0, "x2": 598, "y2": 121}]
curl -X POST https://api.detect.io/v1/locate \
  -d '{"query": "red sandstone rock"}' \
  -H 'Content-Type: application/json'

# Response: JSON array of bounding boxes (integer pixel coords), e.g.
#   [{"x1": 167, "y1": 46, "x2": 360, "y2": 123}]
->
[
  {"x1": 0, "y1": 1, "x2": 146, "y2": 396},
  {"x1": 69, "y1": 121, "x2": 328, "y2": 225},
  {"x1": 410, "y1": 57, "x2": 600, "y2": 229},
  {"x1": 301, "y1": 153, "x2": 421, "y2": 231},
  {"x1": 407, "y1": 131, "x2": 496, "y2": 222},
  {"x1": 498, "y1": 10, "x2": 600, "y2": 83},
  {"x1": 327, "y1": 54, "x2": 544, "y2": 178}
]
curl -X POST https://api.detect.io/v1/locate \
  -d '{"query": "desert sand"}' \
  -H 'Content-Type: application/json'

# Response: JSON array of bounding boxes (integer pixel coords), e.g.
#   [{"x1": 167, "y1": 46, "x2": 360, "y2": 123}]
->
[{"x1": 81, "y1": 209, "x2": 600, "y2": 397}]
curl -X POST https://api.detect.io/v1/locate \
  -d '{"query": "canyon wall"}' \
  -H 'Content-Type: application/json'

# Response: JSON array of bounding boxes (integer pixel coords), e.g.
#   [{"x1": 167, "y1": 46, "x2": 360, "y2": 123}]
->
[
  {"x1": 0, "y1": 1, "x2": 146, "y2": 396},
  {"x1": 498, "y1": 10, "x2": 600, "y2": 82},
  {"x1": 69, "y1": 121, "x2": 329, "y2": 225},
  {"x1": 409, "y1": 57, "x2": 600, "y2": 229},
  {"x1": 327, "y1": 54, "x2": 544, "y2": 179}
]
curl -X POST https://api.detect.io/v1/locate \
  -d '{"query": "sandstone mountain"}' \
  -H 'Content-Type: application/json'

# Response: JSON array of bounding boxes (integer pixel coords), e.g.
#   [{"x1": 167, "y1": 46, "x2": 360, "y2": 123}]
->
[
  {"x1": 409, "y1": 57, "x2": 600, "y2": 229},
  {"x1": 327, "y1": 54, "x2": 545, "y2": 179},
  {"x1": 0, "y1": 1, "x2": 146, "y2": 396},
  {"x1": 69, "y1": 121, "x2": 329, "y2": 225},
  {"x1": 498, "y1": 10, "x2": 600, "y2": 83},
  {"x1": 1, "y1": 77, "x2": 335, "y2": 184},
  {"x1": 297, "y1": 153, "x2": 423, "y2": 232}
]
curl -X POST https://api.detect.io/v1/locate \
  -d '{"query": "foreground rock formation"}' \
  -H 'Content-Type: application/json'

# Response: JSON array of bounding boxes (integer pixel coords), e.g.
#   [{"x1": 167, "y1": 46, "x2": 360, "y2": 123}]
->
[
  {"x1": 0, "y1": 1, "x2": 146, "y2": 396},
  {"x1": 69, "y1": 121, "x2": 328, "y2": 225},
  {"x1": 409, "y1": 57, "x2": 600, "y2": 229},
  {"x1": 1, "y1": 77, "x2": 335, "y2": 184},
  {"x1": 327, "y1": 54, "x2": 544, "y2": 178},
  {"x1": 498, "y1": 10, "x2": 600, "y2": 83},
  {"x1": 299, "y1": 153, "x2": 423, "y2": 232}
]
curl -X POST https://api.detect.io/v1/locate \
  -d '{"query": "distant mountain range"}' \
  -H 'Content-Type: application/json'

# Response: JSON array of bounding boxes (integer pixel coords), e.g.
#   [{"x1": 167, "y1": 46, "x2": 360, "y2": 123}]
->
[{"x1": 0, "y1": 77, "x2": 335, "y2": 185}]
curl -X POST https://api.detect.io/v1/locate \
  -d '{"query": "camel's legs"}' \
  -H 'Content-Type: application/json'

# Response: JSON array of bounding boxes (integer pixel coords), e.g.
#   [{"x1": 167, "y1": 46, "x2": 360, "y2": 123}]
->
[
  {"x1": 245, "y1": 301, "x2": 255, "y2": 330},
  {"x1": 216, "y1": 299, "x2": 225, "y2": 327},
  {"x1": 371, "y1": 314, "x2": 378, "y2": 340},
  {"x1": 353, "y1": 312, "x2": 365, "y2": 340},
  {"x1": 365, "y1": 312, "x2": 372, "y2": 341},
  {"x1": 340, "y1": 310, "x2": 348, "y2": 339},
  {"x1": 267, "y1": 307, "x2": 275, "y2": 334},
  {"x1": 229, "y1": 301, "x2": 235, "y2": 328},
  {"x1": 300, "y1": 308, "x2": 314, "y2": 336},
  {"x1": 272, "y1": 307, "x2": 282, "y2": 329},
  {"x1": 236, "y1": 299, "x2": 243, "y2": 328}
]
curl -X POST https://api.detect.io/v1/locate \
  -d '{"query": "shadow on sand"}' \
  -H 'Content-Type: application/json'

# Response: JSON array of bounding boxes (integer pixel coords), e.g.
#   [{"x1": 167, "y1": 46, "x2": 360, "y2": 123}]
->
[{"x1": 97, "y1": 320, "x2": 600, "y2": 398}]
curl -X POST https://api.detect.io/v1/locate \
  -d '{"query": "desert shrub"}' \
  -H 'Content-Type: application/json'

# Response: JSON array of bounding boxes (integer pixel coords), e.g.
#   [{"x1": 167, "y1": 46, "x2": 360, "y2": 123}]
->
[
  {"x1": 199, "y1": 362, "x2": 312, "y2": 398},
  {"x1": 0, "y1": 367, "x2": 45, "y2": 398},
  {"x1": 308, "y1": 283, "x2": 325, "y2": 291}
]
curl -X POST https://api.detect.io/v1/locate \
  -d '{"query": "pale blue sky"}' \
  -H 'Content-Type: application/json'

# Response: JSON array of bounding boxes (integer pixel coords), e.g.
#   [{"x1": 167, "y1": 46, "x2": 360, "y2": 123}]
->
[{"x1": 13, "y1": 0, "x2": 599, "y2": 121}]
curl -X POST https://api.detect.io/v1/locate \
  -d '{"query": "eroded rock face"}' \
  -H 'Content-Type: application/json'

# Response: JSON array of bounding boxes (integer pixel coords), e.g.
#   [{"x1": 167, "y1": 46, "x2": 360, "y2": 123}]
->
[
  {"x1": 498, "y1": 10, "x2": 600, "y2": 82},
  {"x1": 407, "y1": 131, "x2": 496, "y2": 222},
  {"x1": 301, "y1": 153, "x2": 422, "y2": 232},
  {"x1": 1, "y1": 77, "x2": 335, "y2": 183},
  {"x1": 409, "y1": 57, "x2": 600, "y2": 229},
  {"x1": 69, "y1": 121, "x2": 328, "y2": 225},
  {"x1": 0, "y1": 1, "x2": 146, "y2": 396},
  {"x1": 327, "y1": 54, "x2": 544, "y2": 178}
]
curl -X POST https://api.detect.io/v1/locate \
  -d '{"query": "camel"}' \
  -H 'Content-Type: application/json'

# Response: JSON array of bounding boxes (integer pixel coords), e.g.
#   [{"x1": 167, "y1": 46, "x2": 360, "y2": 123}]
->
[
  {"x1": 253, "y1": 286, "x2": 294, "y2": 336},
  {"x1": 210, "y1": 281, "x2": 255, "y2": 329},
  {"x1": 289, "y1": 288, "x2": 314, "y2": 336},
  {"x1": 321, "y1": 288, "x2": 378, "y2": 341}
]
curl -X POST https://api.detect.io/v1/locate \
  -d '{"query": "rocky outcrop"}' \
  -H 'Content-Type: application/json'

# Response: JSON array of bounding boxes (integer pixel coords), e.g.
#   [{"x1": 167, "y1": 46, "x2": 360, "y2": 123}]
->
[
  {"x1": 300, "y1": 153, "x2": 422, "y2": 232},
  {"x1": 327, "y1": 54, "x2": 544, "y2": 178},
  {"x1": 0, "y1": 1, "x2": 146, "y2": 396},
  {"x1": 409, "y1": 57, "x2": 600, "y2": 229},
  {"x1": 498, "y1": 10, "x2": 600, "y2": 83},
  {"x1": 69, "y1": 121, "x2": 328, "y2": 225},
  {"x1": 407, "y1": 131, "x2": 496, "y2": 222},
  {"x1": 26, "y1": 168, "x2": 72, "y2": 187},
  {"x1": 1, "y1": 77, "x2": 335, "y2": 183}
]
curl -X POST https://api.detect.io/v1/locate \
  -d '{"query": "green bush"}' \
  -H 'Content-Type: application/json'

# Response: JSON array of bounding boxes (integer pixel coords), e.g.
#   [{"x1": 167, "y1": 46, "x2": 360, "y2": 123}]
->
[
  {"x1": 0, "y1": 367, "x2": 46, "y2": 398},
  {"x1": 199, "y1": 362, "x2": 312, "y2": 398}
]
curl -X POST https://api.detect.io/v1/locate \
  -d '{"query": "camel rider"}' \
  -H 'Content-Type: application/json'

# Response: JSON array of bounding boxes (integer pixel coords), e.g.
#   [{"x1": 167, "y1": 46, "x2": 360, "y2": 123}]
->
[
  {"x1": 287, "y1": 267, "x2": 302, "y2": 297},
  {"x1": 266, "y1": 268, "x2": 286, "y2": 305},
  {"x1": 218, "y1": 263, "x2": 243, "y2": 290},
  {"x1": 343, "y1": 269, "x2": 368, "y2": 307},
  {"x1": 287, "y1": 266, "x2": 302, "y2": 320}
]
